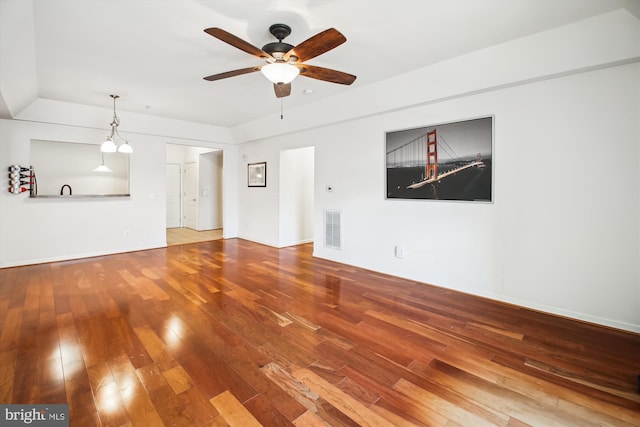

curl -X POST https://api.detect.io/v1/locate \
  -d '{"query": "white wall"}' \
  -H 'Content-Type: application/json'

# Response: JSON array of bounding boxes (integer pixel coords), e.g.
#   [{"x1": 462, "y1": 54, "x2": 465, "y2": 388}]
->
[
  {"x1": 0, "y1": 119, "x2": 237, "y2": 267},
  {"x1": 166, "y1": 144, "x2": 186, "y2": 164},
  {"x1": 0, "y1": 119, "x2": 165, "y2": 266},
  {"x1": 238, "y1": 62, "x2": 639, "y2": 333},
  {"x1": 235, "y1": 11, "x2": 640, "y2": 332},
  {"x1": 279, "y1": 146, "x2": 314, "y2": 247},
  {"x1": 237, "y1": 145, "x2": 280, "y2": 246},
  {"x1": 199, "y1": 150, "x2": 223, "y2": 230}
]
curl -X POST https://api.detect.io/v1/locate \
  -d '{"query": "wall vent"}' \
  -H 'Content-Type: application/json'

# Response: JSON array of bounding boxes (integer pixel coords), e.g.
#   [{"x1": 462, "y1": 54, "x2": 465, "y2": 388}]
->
[{"x1": 324, "y1": 210, "x2": 342, "y2": 249}]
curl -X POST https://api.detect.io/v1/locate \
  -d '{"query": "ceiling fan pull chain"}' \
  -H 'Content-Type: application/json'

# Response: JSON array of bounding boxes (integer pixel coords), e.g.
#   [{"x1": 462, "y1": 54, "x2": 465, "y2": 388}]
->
[{"x1": 281, "y1": 98, "x2": 284, "y2": 120}]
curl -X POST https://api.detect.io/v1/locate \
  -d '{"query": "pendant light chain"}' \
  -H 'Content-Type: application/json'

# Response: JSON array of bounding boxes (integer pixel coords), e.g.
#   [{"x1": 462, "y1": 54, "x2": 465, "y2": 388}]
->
[
  {"x1": 100, "y1": 94, "x2": 133, "y2": 153},
  {"x1": 110, "y1": 94, "x2": 120, "y2": 130}
]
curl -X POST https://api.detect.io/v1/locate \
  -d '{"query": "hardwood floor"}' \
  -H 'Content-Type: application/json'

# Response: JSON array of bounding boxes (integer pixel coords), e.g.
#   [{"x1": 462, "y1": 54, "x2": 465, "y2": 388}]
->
[
  {"x1": 166, "y1": 227, "x2": 223, "y2": 246},
  {"x1": 0, "y1": 239, "x2": 638, "y2": 426}
]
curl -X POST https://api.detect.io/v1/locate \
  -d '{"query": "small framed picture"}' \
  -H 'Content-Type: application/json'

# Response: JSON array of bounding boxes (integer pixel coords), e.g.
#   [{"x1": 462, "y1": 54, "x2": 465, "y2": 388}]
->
[{"x1": 248, "y1": 162, "x2": 266, "y2": 187}]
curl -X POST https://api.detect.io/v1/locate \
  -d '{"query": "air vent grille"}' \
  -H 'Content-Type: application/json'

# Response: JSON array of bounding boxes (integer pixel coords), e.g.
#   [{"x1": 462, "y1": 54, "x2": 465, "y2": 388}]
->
[{"x1": 324, "y1": 210, "x2": 342, "y2": 249}]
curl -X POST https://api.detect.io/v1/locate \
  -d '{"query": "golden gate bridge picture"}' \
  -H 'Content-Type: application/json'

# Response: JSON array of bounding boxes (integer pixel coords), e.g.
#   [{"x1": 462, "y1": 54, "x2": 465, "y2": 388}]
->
[{"x1": 386, "y1": 116, "x2": 493, "y2": 201}]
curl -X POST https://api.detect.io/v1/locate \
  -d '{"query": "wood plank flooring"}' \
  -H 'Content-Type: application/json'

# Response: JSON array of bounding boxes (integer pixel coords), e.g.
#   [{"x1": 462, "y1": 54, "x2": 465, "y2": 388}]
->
[
  {"x1": 1, "y1": 239, "x2": 639, "y2": 426},
  {"x1": 166, "y1": 228, "x2": 222, "y2": 246}
]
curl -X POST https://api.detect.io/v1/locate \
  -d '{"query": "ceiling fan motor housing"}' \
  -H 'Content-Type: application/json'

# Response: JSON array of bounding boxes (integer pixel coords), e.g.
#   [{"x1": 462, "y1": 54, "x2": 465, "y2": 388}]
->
[
  {"x1": 262, "y1": 41, "x2": 294, "y2": 59},
  {"x1": 269, "y1": 23, "x2": 291, "y2": 40},
  {"x1": 264, "y1": 24, "x2": 294, "y2": 60}
]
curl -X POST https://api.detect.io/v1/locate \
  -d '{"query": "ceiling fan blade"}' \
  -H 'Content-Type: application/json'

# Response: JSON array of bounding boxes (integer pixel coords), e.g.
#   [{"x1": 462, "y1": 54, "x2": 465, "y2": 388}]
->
[
  {"x1": 273, "y1": 83, "x2": 291, "y2": 98},
  {"x1": 203, "y1": 66, "x2": 260, "y2": 81},
  {"x1": 298, "y1": 65, "x2": 356, "y2": 85},
  {"x1": 285, "y1": 28, "x2": 346, "y2": 62},
  {"x1": 204, "y1": 28, "x2": 273, "y2": 60}
]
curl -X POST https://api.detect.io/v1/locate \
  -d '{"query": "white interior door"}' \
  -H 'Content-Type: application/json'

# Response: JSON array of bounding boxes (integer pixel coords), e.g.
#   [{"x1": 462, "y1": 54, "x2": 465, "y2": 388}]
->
[
  {"x1": 166, "y1": 163, "x2": 181, "y2": 228},
  {"x1": 183, "y1": 162, "x2": 198, "y2": 230}
]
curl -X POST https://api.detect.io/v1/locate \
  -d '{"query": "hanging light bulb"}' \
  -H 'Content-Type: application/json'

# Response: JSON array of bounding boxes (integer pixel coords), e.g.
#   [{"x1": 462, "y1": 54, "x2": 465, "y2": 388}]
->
[{"x1": 101, "y1": 94, "x2": 133, "y2": 153}]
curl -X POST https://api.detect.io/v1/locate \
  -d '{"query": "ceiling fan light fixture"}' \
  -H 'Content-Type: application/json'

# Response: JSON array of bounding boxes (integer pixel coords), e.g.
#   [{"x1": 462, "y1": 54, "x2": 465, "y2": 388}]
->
[{"x1": 261, "y1": 63, "x2": 299, "y2": 84}]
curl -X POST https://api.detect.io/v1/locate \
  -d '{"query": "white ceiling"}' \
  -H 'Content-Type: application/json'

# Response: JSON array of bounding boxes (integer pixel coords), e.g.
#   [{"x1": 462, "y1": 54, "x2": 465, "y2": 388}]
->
[{"x1": 1, "y1": 0, "x2": 634, "y2": 128}]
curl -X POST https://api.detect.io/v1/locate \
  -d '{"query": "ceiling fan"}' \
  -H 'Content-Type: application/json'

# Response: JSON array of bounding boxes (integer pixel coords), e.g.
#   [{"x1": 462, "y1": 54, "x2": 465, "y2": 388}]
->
[{"x1": 203, "y1": 24, "x2": 356, "y2": 98}]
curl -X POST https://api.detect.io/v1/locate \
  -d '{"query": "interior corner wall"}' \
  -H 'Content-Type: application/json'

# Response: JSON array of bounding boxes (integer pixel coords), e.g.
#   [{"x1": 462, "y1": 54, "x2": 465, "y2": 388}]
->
[{"x1": 236, "y1": 62, "x2": 640, "y2": 332}]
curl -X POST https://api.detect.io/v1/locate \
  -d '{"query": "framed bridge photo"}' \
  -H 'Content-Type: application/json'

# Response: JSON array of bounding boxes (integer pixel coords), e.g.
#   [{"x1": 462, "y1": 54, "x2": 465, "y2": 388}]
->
[
  {"x1": 248, "y1": 162, "x2": 267, "y2": 187},
  {"x1": 385, "y1": 116, "x2": 493, "y2": 202}
]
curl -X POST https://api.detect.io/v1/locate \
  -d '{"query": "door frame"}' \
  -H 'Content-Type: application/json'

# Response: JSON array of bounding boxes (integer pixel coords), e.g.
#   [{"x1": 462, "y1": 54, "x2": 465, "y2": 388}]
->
[
  {"x1": 183, "y1": 161, "x2": 198, "y2": 230},
  {"x1": 165, "y1": 162, "x2": 182, "y2": 228}
]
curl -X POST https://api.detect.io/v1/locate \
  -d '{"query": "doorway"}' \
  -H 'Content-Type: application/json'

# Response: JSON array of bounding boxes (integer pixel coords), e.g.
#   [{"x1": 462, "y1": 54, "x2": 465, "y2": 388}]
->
[{"x1": 166, "y1": 145, "x2": 223, "y2": 245}]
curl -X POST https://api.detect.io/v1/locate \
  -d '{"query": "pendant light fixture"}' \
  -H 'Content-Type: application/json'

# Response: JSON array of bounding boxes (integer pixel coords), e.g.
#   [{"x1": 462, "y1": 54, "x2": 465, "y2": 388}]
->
[
  {"x1": 101, "y1": 94, "x2": 133, "y2": 153},
  {"x1": 93, "y1": 153, "x2": 112, "y2": 172}
]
